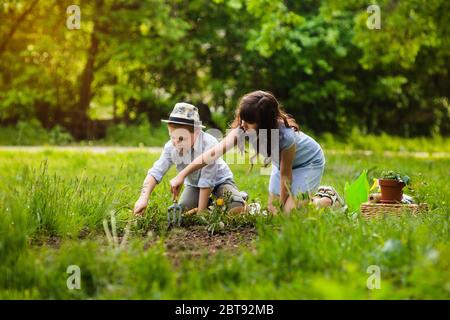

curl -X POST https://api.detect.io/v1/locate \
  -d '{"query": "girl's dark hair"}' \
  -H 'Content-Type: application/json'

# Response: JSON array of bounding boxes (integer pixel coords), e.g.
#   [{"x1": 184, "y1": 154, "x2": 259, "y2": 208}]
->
[{"x1": 231, "y1": 90, "x2": 299, "y2": 158}]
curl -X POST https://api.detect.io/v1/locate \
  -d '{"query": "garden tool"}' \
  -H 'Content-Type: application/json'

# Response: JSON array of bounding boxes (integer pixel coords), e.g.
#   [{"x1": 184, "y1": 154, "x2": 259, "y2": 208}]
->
[
  {"x1": 185, "y1": 207, "x2": 198, "y2": 217},
  {"x1": 368, "y1": 193, "x2": 382, "y2": 204},
  {"x1": 167, "y1": 195, "x2": 183, "y2": 229}
]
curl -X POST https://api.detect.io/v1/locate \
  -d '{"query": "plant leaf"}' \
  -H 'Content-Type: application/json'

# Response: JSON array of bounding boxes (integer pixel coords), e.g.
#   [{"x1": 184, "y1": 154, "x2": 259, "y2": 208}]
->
[{"x1": 344, "y1": 170, "x2": 370, "y2": 213}]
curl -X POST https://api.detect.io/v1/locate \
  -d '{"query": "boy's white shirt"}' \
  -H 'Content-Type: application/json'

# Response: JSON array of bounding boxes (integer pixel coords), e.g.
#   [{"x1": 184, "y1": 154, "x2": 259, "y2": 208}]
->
[{"x1": 147, "y1": 130, "x2": 234, "y2": 188}]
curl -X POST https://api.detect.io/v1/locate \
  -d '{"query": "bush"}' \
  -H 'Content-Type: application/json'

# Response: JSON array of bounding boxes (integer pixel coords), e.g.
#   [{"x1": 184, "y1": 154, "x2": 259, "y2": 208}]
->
[
  {"x1": 0, "y1": 120, "x2": 73, "y2": 146},
  {"x1": 103, "y1": 117, "x2": 168, "y2": 147},
  {"x1": 48, "y1": 125, "x2": 73, "y2": 145}
]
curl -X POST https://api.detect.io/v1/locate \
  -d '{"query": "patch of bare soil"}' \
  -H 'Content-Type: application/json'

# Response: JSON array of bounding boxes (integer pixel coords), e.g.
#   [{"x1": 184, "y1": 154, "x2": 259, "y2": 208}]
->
[
  {"x1": 29, "y1": 235, "x2": 62, "y2": 249},
  {"x1": 145, "y1": 225, "x2": 257, "y2": 265},
  {"x1": 28, "y1": 225, "x2": 258, "y2": 267}
]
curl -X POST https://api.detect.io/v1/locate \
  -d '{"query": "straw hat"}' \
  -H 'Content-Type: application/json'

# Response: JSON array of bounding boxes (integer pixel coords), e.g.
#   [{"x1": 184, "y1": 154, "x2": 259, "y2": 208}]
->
[{"x1": 161, "y1": 102, "x2": 205, "y2": 128}]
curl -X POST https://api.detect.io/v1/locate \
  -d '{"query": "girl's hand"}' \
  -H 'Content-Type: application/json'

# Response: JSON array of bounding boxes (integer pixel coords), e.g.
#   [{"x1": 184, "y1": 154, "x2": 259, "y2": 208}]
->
[
  {"x1": 170, "y1": 174, "x2": 184, "y2": 197},
  {"x1": 133, "y1": 197, "x2": 148, "y2": 215}
]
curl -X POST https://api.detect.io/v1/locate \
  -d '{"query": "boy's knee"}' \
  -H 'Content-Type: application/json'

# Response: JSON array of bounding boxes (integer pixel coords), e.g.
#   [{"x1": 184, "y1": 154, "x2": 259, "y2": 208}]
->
[
  {"x1": 178, "y1": 199, "x2": 197, "y2": 212},
  {"x1": 228, "y1": 201, "x2": 244, "y2": 210},
  {"x1": 178, "y1": 186, "x2": 199, "y2": 211},
  {"x1": 228, "y1": 195, "x2": 246, "y2": 210},
  {"x1": 215, "y1": 182, "x2": 247, "y2": 209}
]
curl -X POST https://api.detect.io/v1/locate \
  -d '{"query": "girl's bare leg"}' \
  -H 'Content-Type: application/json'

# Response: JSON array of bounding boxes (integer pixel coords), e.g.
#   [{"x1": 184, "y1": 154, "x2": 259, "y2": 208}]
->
[
  {"x1": 284, "y1": 196, "x2": 297, "y2": 213},
  {"x1": 270, "y1": 192, "x2": 332, "y2": 213},
  {"x1": 312, "y1": 196, "x2": 332, "y2": 208}
]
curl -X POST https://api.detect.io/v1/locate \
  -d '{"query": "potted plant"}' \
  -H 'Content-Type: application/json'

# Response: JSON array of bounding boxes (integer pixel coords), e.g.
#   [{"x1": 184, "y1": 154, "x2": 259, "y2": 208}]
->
[{"x1": 378, "y1": 170, "x2": 410, "y2": 203}]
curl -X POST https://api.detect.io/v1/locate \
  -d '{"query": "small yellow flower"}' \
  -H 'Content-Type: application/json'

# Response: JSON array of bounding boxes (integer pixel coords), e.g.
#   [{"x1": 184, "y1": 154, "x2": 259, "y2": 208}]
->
[{"x1": 216, "y1": 198, "x2": 224, "y2": 206}]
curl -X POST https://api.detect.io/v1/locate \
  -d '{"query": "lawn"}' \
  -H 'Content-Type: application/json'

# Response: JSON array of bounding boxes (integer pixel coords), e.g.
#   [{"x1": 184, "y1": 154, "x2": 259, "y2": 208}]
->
[{"x1": 0, "y1": 148, "x2": 449, "y2": 299}]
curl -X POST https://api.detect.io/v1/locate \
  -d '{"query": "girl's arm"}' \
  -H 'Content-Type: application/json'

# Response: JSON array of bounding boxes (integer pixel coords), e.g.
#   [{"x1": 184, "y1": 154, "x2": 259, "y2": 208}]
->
[
  {"x1": 170, "y1": 128, "x2": 239, "y2": 195},
  {"x1": 279, "y1": 144, "x2": 295, "y2": 205}
]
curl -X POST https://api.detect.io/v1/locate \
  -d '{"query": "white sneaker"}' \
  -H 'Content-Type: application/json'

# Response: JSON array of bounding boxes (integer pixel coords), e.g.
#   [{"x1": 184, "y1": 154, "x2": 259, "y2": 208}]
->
[{"x1": 247, "y1": 202, "x2": 264, "y2": 215}]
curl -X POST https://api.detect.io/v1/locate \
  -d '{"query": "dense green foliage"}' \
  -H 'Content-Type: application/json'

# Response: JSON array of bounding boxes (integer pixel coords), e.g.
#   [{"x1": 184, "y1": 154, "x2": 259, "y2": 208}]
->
[
  {"x1": 0, "y1": 149, "x2": 448, "y2": 299},
  {"x1": 0, "y1": 0, "x2": 449, "y2": 139},
  {"x1": 1, "y1": 117, "x2": 450, "y2": 152}
]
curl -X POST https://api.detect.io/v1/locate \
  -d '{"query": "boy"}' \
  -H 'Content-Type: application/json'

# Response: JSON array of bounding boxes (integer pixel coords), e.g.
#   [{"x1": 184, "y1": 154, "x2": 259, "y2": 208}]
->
[{"x1": 133, "y1": 102, "x2": 247, "y2": 215}]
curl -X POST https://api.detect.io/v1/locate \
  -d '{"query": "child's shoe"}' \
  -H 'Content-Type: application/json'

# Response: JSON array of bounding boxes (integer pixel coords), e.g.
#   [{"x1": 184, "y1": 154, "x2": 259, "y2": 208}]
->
[{"x1": 315, "y1": 186, "x2": 345, "y2": 208}]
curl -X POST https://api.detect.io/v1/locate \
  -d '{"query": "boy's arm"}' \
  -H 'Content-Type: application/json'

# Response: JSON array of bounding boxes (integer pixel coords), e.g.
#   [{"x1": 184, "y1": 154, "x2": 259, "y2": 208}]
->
[
  {"x1": 198, "y1": 187, "x2": 212, "y2": 212},
  {"x1": 135, "y1": 144, "x2": 173, "y2": 215},
  {"x1": 196, "y1": 136, "x2": 224, "y2": 212},
  {"x1": 140, "y1": 174, "x2": 158, "y2": 200},
  {"x1": 147, "y1": 143, "x2": 174, "y2": 184},
  {"x1": 134, "y1": 175, "x2": 158, "y2": 215}
]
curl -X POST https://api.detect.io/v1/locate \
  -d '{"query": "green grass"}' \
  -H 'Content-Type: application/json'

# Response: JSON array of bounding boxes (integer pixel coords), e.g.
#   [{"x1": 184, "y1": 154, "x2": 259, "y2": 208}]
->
[{"x1": 0, "y1": 149, "x2": 449, "y2": 299}]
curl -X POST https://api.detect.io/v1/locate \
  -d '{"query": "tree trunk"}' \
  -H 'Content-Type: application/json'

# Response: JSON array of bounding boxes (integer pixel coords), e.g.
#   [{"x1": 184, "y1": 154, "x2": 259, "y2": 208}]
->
[{"x1": 73, "y1": 22, "x2": 100, "y2": 139}]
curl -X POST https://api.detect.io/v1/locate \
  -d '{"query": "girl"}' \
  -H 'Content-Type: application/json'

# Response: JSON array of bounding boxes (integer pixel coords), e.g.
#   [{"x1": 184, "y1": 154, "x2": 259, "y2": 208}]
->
[{"x1": 170, "y1": 91, "x2": 343, "y2": 213}]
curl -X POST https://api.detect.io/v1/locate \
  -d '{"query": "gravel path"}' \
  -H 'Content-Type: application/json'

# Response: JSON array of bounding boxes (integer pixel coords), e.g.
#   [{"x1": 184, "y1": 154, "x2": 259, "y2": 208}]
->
[
  {"x1": 0, "y1": 146, "x2": 449, "y2": 158},
  {"x1": 0, "y1": 146, "x2": 163, "y2": 153}
]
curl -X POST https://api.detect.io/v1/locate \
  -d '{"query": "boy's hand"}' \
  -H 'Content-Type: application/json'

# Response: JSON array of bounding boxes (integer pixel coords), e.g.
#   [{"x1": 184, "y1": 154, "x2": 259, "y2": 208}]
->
[
  {"x1": 133, "y1": 197, "x2": 148, "y2": 215},
  {"x1": 170, "y1": 175, "x2": 184, "y2": 197}
]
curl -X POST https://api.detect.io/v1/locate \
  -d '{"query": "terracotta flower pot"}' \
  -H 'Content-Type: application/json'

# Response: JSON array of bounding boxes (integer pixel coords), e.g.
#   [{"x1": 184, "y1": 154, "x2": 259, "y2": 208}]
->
[{"x1": 378, "y1": 179, "x2": 405, "y2": 203}]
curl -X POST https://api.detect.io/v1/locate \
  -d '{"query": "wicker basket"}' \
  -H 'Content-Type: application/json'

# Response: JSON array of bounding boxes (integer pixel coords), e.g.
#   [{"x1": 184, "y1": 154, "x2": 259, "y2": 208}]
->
[{"x1": 360, "y1": 202, "x2": 428, "y2": 219}]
